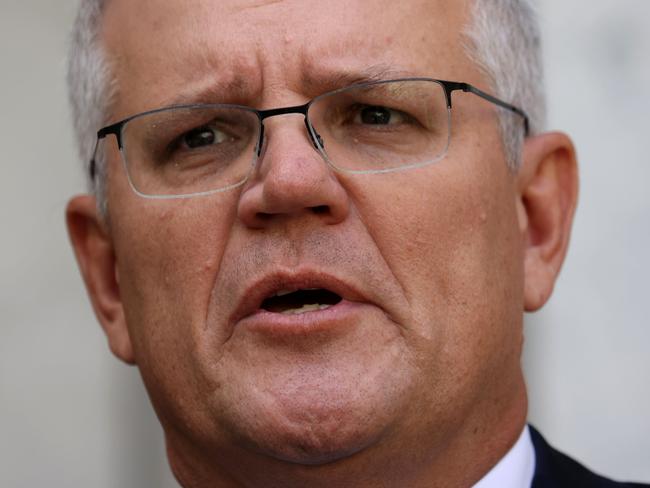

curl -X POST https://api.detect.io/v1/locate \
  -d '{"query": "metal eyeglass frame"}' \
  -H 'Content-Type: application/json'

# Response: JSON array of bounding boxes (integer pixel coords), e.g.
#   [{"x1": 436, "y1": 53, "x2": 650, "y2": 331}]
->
[{"x1": 90, "y1": 77, "x2": 530, "y2": 184}]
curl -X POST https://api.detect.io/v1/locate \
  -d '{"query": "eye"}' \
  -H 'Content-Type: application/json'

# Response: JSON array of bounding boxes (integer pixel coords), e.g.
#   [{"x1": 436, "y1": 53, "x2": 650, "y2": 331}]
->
[
  {"x1": 182, "y1": 125, "x2": 232, "y2": 149},
  {"x1": 355, "y1": 106, "x2": 406, "y2": 125}
]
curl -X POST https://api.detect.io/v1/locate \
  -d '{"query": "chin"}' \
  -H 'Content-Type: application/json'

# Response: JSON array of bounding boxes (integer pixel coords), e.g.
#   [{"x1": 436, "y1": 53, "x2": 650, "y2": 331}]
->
[
  {"x1": 247, "y1": 405, "x2": 387, "y2": 466},
  {"x1": 218, "y1": 371, "x2": 406, "y2": 467},
  {"x1": 196, "y1": 318, "x2": 416, "y2": 466}
]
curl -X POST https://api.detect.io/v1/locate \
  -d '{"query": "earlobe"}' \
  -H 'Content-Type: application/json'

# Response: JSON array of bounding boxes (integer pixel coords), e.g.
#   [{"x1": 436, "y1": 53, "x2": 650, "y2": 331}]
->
[
  {"x1": 518, "y1": 132, "x2": 579, "y2": 312},
  {"x1": 66, "y1": 195, "x2": 135, "y2": 364}
]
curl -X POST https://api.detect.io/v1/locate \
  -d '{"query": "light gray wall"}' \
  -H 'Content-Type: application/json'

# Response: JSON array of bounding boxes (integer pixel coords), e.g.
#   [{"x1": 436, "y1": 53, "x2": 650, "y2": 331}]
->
[
  {"x1": 0, "y1": 1, "x2": 647, "y2": 486},
  {"x1": 524, "y1": 0, "x2": 650, "y2": 481}
]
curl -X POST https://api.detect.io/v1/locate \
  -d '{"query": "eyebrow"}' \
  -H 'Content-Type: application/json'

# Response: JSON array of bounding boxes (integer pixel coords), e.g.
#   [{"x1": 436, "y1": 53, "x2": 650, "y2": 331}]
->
[
  {"x1": 160, "y1": 64, "x2": 419, "y2": 109},
  {"x1": 300, "y1": 64, "x2": 419, "y2": 95},
  {"x1": 161, "y1": 77, "x2": 256, "y2": 107}
]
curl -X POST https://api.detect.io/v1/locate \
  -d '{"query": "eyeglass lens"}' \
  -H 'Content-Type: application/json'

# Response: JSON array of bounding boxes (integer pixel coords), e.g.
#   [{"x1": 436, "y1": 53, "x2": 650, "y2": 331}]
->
[{"x1": 118, "y1": 79, "x2": 450, "y2": 197}]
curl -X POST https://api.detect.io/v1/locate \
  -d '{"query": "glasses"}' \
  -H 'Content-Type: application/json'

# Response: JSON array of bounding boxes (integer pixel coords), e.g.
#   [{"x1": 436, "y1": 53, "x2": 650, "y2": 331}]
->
[{"x1": 93, "y1": 78, "x2": 529, "y2": 198}]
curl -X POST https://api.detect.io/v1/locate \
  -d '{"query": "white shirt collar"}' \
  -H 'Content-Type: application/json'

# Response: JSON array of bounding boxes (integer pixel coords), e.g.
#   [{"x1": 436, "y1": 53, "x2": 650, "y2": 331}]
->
[{"x1": 472, "y1": 425, "x2": 536, "y2": 488}]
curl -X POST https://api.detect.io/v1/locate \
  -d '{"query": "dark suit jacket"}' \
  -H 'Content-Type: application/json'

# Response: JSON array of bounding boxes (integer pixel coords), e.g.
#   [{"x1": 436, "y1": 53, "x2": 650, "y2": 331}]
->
[{"x1": 530, "y1": 426, "x2": 649, "y2": 487}]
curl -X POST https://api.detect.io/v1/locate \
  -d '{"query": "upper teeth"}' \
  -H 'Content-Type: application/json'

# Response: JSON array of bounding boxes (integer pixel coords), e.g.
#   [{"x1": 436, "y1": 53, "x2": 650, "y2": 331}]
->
[
  {"x1": 274, "y1": 288, "x2": 319, "y2": 297},
  {"x1": 280, "y1": 303, "x2": 333, "y2": 315},
  {"x1": 274, "y1": 290, "x2": 294, "y2": 297}
]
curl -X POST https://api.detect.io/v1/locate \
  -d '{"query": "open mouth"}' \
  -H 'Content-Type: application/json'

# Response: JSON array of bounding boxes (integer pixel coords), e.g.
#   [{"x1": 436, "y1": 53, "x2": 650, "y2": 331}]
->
[{"x1": 260, "y1": 289, "x2": 343, "y2": 315}]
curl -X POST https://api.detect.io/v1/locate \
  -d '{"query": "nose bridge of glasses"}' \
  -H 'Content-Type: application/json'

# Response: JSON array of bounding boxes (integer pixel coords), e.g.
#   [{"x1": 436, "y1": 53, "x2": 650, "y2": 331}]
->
[{"x1": 256, "y1": 102, "x2": 322, "y2": 156}]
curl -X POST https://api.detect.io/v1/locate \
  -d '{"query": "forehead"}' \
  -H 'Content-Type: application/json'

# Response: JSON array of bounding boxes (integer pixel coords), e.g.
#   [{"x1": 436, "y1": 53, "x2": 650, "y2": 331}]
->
[{"x1": 102, "y1": 0, "x2": 475, "y2": 116}]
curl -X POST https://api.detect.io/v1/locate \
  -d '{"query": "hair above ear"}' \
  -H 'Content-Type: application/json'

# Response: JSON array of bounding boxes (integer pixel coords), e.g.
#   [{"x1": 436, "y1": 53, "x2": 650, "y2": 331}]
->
[{"x1": 517, "y1": 132, "x2": 579, "y2": 312}]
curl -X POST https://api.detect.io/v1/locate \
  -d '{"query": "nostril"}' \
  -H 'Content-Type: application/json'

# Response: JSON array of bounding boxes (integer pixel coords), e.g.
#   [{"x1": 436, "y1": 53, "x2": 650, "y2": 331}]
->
[
  {"x1": 311, "y1": 205, "x2": 329, "y2": 215},
  {"x1": 255, "y1": 212, "x2": 272, "y2": 222}
]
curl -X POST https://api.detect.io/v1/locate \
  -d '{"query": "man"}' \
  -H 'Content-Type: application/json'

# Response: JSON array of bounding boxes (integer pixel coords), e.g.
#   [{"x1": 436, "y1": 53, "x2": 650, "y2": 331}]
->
[{"x1": 64, "y1": 0, "x2": 646, "y2": 486}]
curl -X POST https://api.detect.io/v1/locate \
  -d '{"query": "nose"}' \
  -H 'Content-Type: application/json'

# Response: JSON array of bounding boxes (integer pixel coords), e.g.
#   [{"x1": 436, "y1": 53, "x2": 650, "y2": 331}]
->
[{"x1": 237, "y1": 117, "x2": 351, "y2": 228}]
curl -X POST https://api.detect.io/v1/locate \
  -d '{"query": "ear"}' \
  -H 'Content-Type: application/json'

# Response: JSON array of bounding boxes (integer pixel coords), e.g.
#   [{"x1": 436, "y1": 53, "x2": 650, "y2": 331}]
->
[
  {"x1": 517, "y1": 132, "x2": 579, "y2": 312},
  {"x1": 66, "y1": 195, "x2": 135, "y2": 364}
]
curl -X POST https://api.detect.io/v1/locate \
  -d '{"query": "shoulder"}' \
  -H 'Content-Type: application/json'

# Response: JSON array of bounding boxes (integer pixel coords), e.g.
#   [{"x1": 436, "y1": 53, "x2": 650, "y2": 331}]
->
[{"x1": 530, "y1": 426, "x2": 649, "y2": 488}]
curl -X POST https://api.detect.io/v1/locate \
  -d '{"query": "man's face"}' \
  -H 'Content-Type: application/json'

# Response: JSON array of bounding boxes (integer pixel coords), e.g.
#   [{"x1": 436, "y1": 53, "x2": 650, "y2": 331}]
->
[{"x1": 100, "y1": 0, "x2": 527, "y2": 471}]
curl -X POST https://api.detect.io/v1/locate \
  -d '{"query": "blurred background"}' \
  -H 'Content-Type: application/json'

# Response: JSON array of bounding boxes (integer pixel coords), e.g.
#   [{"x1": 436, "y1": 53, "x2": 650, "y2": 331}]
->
[{"x1": 0, "y1": 1, "x2": 648, "y2": 486}]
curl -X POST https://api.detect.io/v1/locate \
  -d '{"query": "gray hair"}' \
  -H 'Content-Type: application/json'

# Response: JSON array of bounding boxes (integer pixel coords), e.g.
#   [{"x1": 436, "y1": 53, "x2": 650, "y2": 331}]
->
[
  {"x1": 464, "y1": 0, "x2": 546, "y2": 169},
  {"x1": 67, "y1": 0, "x2": 112, "y2": 213},
  {"x1": 67, "y1": 0, "x2": 545, "y2": 208}
]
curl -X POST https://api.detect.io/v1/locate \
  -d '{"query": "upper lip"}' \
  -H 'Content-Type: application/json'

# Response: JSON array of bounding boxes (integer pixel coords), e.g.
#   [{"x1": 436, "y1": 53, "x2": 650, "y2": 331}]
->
[{"x1": 229, "y1": 269, "x2": 370, "y2": 325}]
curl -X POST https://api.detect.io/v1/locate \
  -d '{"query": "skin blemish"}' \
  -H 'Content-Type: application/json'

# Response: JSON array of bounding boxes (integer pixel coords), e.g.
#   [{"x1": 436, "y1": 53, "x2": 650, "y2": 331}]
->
[{"x1": 200, "y1": 258, "x2": 217, "y2": 275}]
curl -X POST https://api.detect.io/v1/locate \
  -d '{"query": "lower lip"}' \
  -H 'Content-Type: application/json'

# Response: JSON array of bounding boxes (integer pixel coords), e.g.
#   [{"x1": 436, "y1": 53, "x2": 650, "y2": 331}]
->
[{"x1": 237, "y1": 300, "x2": 367, "y2": 337}]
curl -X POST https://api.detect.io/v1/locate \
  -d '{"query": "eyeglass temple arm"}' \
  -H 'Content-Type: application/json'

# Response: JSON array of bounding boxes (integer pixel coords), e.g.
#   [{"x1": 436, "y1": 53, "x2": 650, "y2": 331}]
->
[
  {"x1": 443, "y1": 81, "x2": 530, "y2": 137},
  {"x1": 89, "y1": 123, "x2": 124, "y2": 182}
]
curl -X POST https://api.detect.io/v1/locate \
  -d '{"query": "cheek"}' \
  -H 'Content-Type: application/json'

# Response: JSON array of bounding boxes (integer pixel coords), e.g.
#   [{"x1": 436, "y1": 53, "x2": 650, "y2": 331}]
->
[
  {"x1": 353, "y1": 154, "x2": 523, "y2": 345},
  {"x1": 110, "y1": 184, "x2": 240, "y2": 372},
  {"x1": 109, "y1": 192, "x2": 242, "y2": 431}
]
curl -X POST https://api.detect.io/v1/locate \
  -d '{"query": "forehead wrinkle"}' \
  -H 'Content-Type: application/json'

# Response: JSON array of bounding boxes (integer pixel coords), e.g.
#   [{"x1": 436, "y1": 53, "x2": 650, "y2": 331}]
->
[
  {"x1": 285, "y1": 3, "x2": 460, "y2": 96},
  {"x1": 104, "y1": 0, "x2": 268, "y2": 113},
  {"x1": 105, "y1": 0, "x2": 474, "y2": 115},
  {"x1": 158, "y1": 18, "x2": 264, "y2": 107}
]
